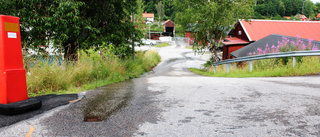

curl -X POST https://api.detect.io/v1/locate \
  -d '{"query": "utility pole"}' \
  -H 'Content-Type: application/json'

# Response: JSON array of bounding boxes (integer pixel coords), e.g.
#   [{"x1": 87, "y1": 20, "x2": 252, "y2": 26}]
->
[
  {"x1": 149, "y1": 22, "x2": 151, "y2": 39},
  {"x1": 132, "y1": 5, "x2": 135, "y2": 61}
]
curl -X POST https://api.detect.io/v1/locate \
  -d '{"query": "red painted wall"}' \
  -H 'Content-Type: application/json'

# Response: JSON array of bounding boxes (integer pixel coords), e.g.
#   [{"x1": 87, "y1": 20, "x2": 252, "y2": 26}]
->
[
  {"x1": 222, "y1": 45, "x2": 246, "y2": 60},
  {"x1": 185, "y1": 32, "x2": 194, "y2": 45},
  {"x1": 222, "y1": 22, "x2": 250, "y2": 60},
  {"x1": 164, "y1": 21, "x2": 174, "y2": 27},
  {"x1": 232, "y1": 25, "x2": 249, "y2": 41}
]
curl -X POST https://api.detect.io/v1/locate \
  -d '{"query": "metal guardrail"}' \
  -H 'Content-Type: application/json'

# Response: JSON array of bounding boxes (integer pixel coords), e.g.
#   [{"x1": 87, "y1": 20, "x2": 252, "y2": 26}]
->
[{"x1": 212, "y1": 50, "x2": 320, "y2": 73}]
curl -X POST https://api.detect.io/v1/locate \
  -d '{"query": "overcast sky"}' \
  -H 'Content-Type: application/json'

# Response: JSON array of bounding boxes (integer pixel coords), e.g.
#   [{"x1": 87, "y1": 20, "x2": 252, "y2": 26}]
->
[{"x1": 311, "y1": 0, "x2": 320, "y2": 3}]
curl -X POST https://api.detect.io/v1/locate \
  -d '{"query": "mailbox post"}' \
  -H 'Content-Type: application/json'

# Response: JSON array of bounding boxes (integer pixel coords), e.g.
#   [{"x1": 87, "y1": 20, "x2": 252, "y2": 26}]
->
[{"x1": 0, "y1": 15, "x2": 41, "y2": 115}]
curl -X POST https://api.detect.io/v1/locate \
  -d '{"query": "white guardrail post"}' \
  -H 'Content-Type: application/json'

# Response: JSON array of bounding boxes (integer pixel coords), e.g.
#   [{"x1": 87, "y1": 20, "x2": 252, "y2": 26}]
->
[
  {"x1": 293, "y1": 57, "x2": 296, "y2": 68},
  {"x1": 226, "y1": 63, "x2": 229, "y2": 74},
  {"x1": 249, "y1": 60, "x2": 253, "y2": 72}
]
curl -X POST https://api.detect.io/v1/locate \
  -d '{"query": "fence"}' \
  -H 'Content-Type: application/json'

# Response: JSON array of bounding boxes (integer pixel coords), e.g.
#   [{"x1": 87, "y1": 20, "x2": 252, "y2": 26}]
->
[{"x1": 212, "y1": 50, "x2": 320, "y2": 74}]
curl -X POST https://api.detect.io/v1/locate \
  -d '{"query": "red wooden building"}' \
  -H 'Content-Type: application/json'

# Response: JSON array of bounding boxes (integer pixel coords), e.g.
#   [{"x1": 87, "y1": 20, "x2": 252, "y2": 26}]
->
[
  {"x1": 163, "y1": 19, "x2": 175, "y2": 37},
  {"x1": 222, "y1": 19, "x2": 320, "y2": 60}
]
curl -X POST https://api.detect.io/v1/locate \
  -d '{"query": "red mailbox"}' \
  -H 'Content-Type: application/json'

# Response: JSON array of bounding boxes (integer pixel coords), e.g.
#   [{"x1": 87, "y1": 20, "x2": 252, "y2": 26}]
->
[{"x1": 0, "y1": 15, "x2": 41, "y2": 115}]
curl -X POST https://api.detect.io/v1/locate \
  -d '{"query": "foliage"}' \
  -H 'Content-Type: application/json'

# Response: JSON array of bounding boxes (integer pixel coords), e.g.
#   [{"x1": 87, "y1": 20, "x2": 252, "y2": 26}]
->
[
  {"x1": 254, "y1": 0, "x2": 319, "y2": 19},
  {"x1": 175, "y1": 0, "x2": 254, "y2": 63},
  {"x1": 189, "y1": 56, "x2": 320, "y2": 77},
  {"x1": 156, "y1": 1, "x2": 165, "y2": 26},
  {"x1": 249, "y1": 35, "x2": 319, "y2": 56},
  {"x1": 26, "y1": 47, "x2": 161, "y2": 97},
  {"x1": 154, "y1": 43, "x2": 171, "y2": 47},
  {"x1": 0, "y1": 0, "x2": 141, "y2": 60},
  {"x1": 144, "y1": 1, "x2": 156, "y2": 15},
  {"x1": 248, "y1": 35, "x2": 319, "y2": 65},
  {"x1": 144, "y1": 0, "x2": 175, "y2": 21}
]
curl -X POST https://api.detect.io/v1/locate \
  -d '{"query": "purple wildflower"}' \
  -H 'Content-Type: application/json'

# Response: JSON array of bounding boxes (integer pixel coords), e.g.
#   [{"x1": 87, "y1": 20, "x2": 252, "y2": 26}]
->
[
  {"x1": 312, "y1": 45, "x2": 319, "y2": 50},
  {"x1": 290, "y1": 41, "x2": 295, "y2": 45},
  {"x1": 301, "y1": 44, "x2": 306, "y2": 50}
]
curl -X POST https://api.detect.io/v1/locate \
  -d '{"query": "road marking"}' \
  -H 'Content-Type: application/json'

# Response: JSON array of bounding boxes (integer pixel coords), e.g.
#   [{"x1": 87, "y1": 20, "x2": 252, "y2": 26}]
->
[{"x1": 25, "y1": 126, "x2": 35, "y2": 137}]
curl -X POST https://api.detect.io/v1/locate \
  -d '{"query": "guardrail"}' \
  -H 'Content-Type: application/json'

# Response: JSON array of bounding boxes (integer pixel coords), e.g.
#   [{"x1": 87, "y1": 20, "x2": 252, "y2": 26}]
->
[{"x1": 212, "y1": 50, "x2": 320, "y2": 73}]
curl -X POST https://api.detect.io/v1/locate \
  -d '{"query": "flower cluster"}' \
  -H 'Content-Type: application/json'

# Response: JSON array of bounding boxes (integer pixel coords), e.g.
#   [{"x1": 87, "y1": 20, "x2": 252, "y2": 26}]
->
[{"x1": 248, "y1": 35, "x2": 319, "y2": 56}]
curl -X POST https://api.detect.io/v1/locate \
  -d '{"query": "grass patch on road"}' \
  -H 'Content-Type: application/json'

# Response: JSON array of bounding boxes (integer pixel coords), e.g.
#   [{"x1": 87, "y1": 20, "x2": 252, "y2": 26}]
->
[
  {"x1": 154, "y1": 43, "x2": 171, "y2": 47},
  {"x1": 26, "y1": 48, "x2": 161, "y2": 97},
  {"x1": 189, "y1": 56, "x2": 320, "y2": 77}
]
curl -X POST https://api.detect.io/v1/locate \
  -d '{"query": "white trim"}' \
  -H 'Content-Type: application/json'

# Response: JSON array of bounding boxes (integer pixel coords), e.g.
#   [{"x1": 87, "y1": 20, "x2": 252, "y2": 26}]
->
[{"x1": 238, "y1": 19, "x2": 252, "y2": 41}]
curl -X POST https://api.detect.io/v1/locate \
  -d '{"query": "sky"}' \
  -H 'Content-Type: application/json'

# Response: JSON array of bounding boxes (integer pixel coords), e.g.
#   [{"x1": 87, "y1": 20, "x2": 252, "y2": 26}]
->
[{"x1": 311, "y1": 0, "x2": 320, "y2": 3}]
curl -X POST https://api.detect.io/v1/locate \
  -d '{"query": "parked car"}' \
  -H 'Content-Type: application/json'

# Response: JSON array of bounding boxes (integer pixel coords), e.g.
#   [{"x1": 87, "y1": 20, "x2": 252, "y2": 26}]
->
[{"x1": 142, "y1": 39, "x2": 156, "y2": 46}]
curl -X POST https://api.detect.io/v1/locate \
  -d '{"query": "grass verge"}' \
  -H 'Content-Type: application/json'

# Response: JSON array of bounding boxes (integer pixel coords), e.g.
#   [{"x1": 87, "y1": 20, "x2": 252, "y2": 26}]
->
[
  {"x1": 154, "y1": 43, "x2": 171, "y2": 47},
  {"x1": 189, "y1": 56, "x2": 320, "y2": 78},
  {"x1": 26, "y1": 48, "x2": 161, "y2": 97}
]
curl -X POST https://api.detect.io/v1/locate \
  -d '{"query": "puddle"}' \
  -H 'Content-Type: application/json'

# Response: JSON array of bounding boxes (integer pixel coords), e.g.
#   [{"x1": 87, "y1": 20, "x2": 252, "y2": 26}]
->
[{"x1": 83, "y1": 80, "x2": 134, "y2": 122}]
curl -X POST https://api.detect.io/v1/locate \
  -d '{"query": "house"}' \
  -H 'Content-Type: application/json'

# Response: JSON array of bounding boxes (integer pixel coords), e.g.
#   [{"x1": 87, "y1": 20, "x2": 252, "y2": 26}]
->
[
  {"x1": 230, "y1": 34, "x2": 320, "y2": 58},
  {"x1": 222, "y1": 19, "x2": 320, "y2": 60},
  {"x1": 294, "y1": 14, "x2": 308, "y2": 21},
  {"x1": 163, "y1": 19, "x2": 175, "y2": 37},
  {"x1": 142, "y1": 12, "x2": 154, "y2": 22},
  {"x1": 316, "y1": 13, "x2": 320, "y2": 20}
]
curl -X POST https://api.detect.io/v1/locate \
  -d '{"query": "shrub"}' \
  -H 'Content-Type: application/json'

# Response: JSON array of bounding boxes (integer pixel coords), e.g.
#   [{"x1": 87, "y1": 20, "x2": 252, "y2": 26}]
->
[{"x1": 25, "y1": 47, "x2": 160, "y2": 97}]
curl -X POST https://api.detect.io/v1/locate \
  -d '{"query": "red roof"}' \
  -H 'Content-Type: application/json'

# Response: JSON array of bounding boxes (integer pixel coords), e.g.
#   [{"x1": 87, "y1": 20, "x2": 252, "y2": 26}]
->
[
  {"x1": 240, "y1": 20, "x2": 320, "y2": 41},
  {"x1": 223, "y1": 37, "x2": 250, "y2": 45},
  {"x1": 143, "y1": 12, "x2": 154, "y2": 18},
  {"x1": 317, "y1": 13, "x2": 320, "y2": 18},
  {"x1": 164, "y1": 19, "x2": 173, "y2": 24}
]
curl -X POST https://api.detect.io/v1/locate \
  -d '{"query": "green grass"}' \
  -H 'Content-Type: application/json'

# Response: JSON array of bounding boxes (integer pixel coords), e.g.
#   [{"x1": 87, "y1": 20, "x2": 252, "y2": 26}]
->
[
  {"x1": 185, "y1": 46, "x2": 193, "y2": 49},
  {"x1": 189, "y1": 56, "x2": 320, "y2": 78},
  {"x1": 154, "y1": 43, "x2": 172, "y2": 47},
  {"x1": 26, "y1": 48, "x2": 161, "y2": 97}
]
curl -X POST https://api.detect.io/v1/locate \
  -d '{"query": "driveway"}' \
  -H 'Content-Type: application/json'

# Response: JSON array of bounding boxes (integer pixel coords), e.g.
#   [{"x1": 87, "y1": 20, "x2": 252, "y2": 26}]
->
[{"x1": 1, "y1": 41, "x2": 320, "y2": 136}]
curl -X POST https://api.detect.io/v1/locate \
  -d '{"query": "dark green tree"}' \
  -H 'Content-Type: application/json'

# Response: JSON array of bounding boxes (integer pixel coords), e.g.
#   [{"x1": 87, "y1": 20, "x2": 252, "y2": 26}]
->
[
  {"x1": 144, "y1": 1, "x2": 156, "y2": 14},
  {"x1": 0, "y1": 0, "x2": 140, "y2": 60}
]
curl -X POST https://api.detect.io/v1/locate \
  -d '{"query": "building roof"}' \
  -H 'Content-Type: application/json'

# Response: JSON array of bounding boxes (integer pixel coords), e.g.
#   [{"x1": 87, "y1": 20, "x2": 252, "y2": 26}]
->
[
  {"x1": 233, "y1": 19, "x2": 320, "y2": 42},
  {"x1": 223, "y1": 37, "x2": 250, "y2": 46},
  {"x1": 230, "y1": 34, "x2": 320, "y2": 58},
  {"x1": 142, "y1": 12, "x2": 154, "y2": 18},
  {"x1": 163, "y1": 19, "x2": 173, "y2": 24},
  {"x1": 317, "y1": 13, "x2": 320, "y2": 18}
]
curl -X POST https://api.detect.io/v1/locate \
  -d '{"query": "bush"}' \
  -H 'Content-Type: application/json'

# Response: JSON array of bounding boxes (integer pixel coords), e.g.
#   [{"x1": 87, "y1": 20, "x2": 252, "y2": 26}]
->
[{"x1": 25, "y1": 47, "x2": 160, "y2": 97}]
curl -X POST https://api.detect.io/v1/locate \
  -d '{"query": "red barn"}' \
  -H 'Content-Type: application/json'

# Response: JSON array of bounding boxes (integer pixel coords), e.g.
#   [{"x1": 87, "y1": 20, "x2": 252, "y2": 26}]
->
[
  {"x1": 222, "y1": 19, "x2": 320, "y2": 60},
  {"x1": 163, "y1": 19, "x2": 175, "y2": 37}
]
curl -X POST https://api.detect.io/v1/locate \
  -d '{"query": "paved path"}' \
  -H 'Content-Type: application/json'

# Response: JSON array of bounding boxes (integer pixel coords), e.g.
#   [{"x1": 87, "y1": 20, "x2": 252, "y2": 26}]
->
[{"x1": 1, "y1": 41, "x2": 320, "y2": 136}]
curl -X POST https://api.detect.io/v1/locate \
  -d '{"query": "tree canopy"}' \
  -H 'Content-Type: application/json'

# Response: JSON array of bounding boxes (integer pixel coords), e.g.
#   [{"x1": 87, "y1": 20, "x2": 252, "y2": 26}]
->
[
  {"x1": 156, "y1": 1, "x2": 165, "y2": 26},
  {"x1": 254, "y1": 0, "x2": 320, "y2": 19},
  {"x1": 0, "y1": 0, "x2": 141, "y2": 60},
  {"x1": 175, "y1": 0, "x2": 254, "y2": 62}
]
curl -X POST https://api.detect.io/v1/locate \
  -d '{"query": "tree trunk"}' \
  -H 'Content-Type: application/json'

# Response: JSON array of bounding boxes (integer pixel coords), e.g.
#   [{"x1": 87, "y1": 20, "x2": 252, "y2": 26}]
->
[
  {"x1": 210, "y1": 43, "x2": 220, "y2": 63},
  {"x1": 64, "y1": 42, "x2": 78, "y2": 61}
]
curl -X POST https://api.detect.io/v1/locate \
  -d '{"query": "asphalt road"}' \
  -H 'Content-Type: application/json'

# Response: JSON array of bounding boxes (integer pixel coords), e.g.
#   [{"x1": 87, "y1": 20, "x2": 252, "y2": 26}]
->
[{"x1": 1, "y1": 41, "x2": 320, "y2": 136}]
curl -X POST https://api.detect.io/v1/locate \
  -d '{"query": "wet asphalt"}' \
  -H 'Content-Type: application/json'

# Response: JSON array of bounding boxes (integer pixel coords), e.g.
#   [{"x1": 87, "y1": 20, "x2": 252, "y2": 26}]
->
[{"x1": 1, "y1": 41, "x2": 320, "y2": 136}]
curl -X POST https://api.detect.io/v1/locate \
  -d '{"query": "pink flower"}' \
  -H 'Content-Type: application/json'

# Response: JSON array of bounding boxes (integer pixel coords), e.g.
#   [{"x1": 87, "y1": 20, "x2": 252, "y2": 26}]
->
[
  {"x1": 312, "y1": 45, "x2": 319, "y2": 50},
  {"x1": 301, "y1": 44, "x2": 306, "y2": 50}
]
